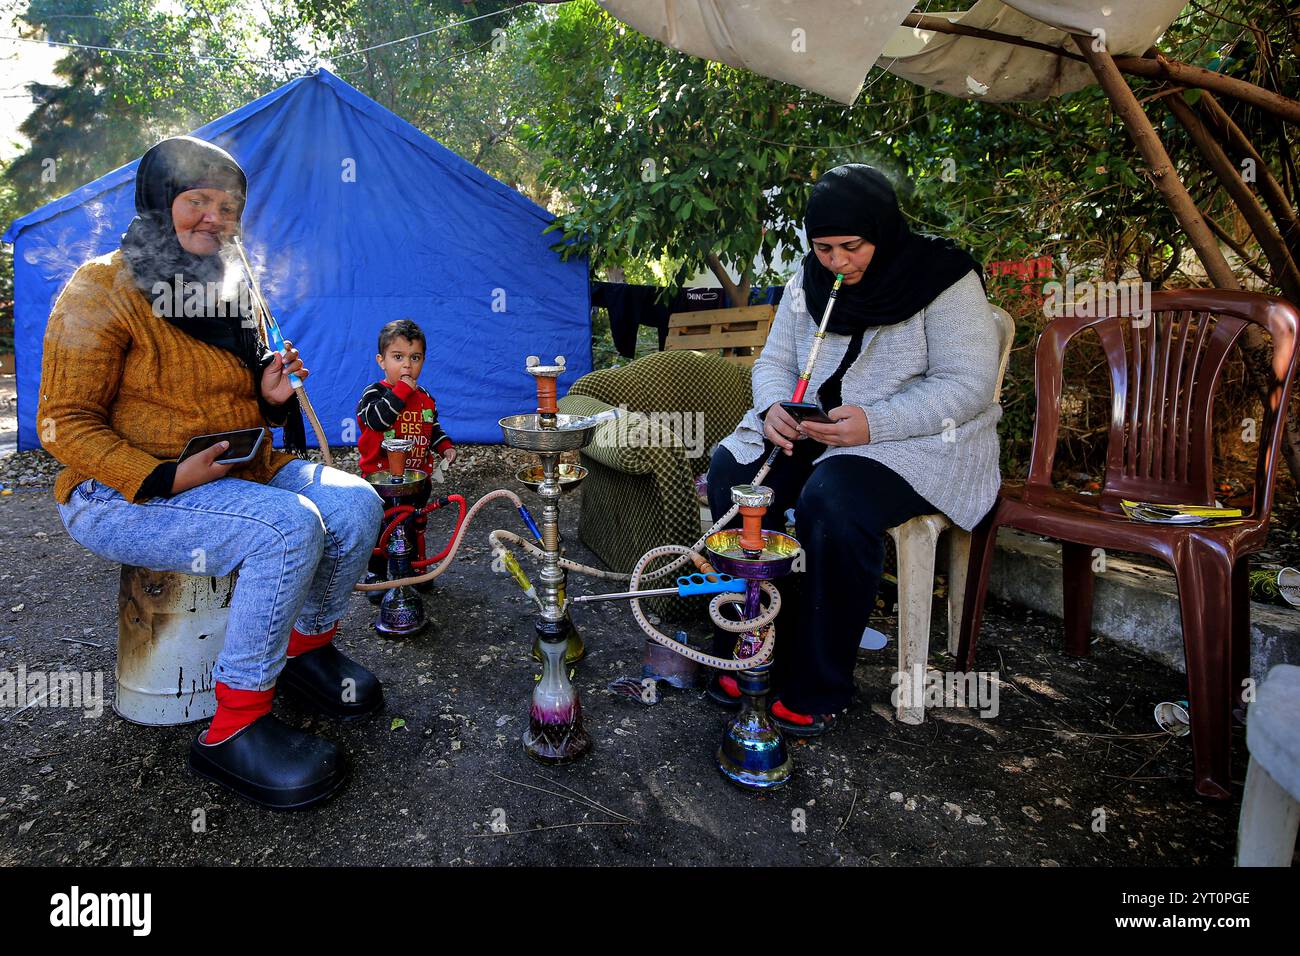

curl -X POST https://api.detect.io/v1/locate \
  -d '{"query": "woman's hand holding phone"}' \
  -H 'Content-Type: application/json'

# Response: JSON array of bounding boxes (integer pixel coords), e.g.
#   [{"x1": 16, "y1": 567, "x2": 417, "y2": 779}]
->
[
  {"x1": 172, "y1": 442, "x2": 236, "y2": 494},
  {"x1": 764, "y1": 402, "x2": 802, "y2": 455},
  {"x1": 798, "y1": 405, "x2": 872, "y2": 447}
]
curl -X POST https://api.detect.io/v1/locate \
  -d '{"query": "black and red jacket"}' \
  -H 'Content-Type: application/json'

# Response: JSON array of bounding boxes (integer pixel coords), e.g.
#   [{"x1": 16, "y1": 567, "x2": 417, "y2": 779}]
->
[{"x1": 355, "y1": 380, "x2": 453, "y2": 478}]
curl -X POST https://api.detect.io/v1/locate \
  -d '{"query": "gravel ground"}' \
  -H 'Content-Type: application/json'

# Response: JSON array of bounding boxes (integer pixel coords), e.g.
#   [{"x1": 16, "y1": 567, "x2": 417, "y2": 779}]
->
[{"x1": 0, "y1": 418, "x2": 1254, "y2": 867}]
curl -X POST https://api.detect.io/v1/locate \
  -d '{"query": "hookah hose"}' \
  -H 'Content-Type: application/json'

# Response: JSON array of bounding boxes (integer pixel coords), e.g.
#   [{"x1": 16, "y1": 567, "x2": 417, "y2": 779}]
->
[
  {"x1": 355, "y1": 488, "x2": 537, "y2": 592},
  {"x1": 627, "y1": 545, "x2": 781, "y2": 671},
  {"x1": 373, "y1": 495, "x2": 468, "y2": 569},
  {"x1": 230, "y1": 236, "x2": 334, "y2": 467}
]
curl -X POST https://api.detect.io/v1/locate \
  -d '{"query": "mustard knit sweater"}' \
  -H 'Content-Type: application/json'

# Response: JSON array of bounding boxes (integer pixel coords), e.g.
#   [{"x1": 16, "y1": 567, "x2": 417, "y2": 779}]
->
[{"x1": 39, "y1": 250, "x2": 296, "y2": 504}]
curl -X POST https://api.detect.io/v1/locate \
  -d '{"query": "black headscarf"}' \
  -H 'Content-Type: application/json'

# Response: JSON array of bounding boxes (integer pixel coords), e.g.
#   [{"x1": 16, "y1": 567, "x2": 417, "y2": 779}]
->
[
  {"x1": 799, "y1": 164, "x2": 982, "y2": 410},
  {"x1": 120, "y1": 136, "x2": 306, "y2": 452}
]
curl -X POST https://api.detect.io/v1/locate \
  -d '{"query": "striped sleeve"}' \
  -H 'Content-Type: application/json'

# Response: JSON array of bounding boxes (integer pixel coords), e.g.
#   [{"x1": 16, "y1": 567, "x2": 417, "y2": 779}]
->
[{"x1": 355, "y1": 382, "x2": 408, "y2": 432}]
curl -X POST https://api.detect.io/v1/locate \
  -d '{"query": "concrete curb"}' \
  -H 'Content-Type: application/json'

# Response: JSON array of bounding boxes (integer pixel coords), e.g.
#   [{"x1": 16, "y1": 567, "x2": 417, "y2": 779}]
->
[{"x1": 988, "y1": 529, "x2": 1299, "y2": 681}]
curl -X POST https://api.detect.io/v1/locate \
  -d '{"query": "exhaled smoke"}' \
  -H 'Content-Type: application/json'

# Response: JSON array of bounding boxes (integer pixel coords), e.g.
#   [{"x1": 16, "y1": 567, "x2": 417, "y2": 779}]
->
[
  {"x1": 238, "y1": 238, "x2": 311, "y2": 317},
  {"x1": 22, "y1": 200, "x2": 115, "y2": 281}
]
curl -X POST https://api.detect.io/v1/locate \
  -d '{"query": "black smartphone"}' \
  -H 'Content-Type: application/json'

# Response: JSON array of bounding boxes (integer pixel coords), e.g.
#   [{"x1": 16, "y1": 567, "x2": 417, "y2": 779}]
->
[
  {"x1": 178, "y1": 428, "x2": 266, "y2": 465},
  {"x1": 779, "y1": 401, "x2": 835, "y2": 425}
]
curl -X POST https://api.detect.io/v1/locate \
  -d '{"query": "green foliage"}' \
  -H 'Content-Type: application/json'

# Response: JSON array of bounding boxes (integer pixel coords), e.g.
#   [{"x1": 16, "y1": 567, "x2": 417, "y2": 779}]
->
[
  {"x1": 290, "y1": 0, "x2": 547, "y2": 200},
  {"x1": 6, "y1": 0, "x2": 313, "y2": 214},
  {"x1": 516, "y1": 1, "x2": 928, "y2": 293},
  {"x1": 0, "y1": 172, "x2": 15, "y2": 350}
]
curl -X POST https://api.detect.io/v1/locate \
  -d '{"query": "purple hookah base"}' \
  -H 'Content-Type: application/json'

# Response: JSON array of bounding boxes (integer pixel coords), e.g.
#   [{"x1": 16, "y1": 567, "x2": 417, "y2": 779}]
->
[
  {"x1": 522, "y1": 618, "x2": 592, "y2": 765},
  {"x1": 524, "y1": 694, "x2": 592, "y2": 764}
]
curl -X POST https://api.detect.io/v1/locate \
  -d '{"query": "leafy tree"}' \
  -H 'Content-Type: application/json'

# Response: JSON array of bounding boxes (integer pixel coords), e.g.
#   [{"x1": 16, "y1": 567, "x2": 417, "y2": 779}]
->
[
  {"x1": 288, "y1": 0, "x2": 547, "y2": 199},
  {"x1": 0, "y1": 169, "x2": 17, "y2": 348},
  {"x1": 5, "y1": 0, "x2": 311, "y2": 213}
]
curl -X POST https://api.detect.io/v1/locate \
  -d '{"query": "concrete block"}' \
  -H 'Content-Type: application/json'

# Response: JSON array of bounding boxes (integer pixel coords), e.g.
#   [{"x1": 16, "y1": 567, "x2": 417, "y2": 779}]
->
[{"x1": 988, "y1": 529, "x2": 1300, "y2": 681}]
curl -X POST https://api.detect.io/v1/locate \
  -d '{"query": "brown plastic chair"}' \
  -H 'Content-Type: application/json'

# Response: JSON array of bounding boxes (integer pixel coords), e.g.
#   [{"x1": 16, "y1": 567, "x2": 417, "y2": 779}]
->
[{"x1": 956, "y1": 289, "x2": 1299, "y2": 799}]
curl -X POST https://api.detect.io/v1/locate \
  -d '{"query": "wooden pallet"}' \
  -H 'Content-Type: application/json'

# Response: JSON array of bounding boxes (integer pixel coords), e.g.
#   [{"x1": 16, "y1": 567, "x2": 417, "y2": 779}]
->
[{"x1": 665, "y1": 304, "x2": 775, "y2": 367}]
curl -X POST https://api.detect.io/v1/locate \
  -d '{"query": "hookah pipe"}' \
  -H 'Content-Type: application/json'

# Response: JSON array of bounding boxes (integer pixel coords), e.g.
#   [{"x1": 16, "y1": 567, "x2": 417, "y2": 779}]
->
[
  {"x1": 370, "y1": 438, "x2": 473, "y2": 571},
  {"x1": 489, "y1": 272, "x2": 846, "y2": 591},
  {"x1": 357, "y1": 438, "x2": 542, "y2": 595},
  {"x1": 358, "y1": 275, "x2": 847, "y2": 614},
  {"x1": 544, "y1": 273, "x2": 845, "y2": 671},
  {"x1": 230, "y1": 236, "x2": 334, "y2": 467}
]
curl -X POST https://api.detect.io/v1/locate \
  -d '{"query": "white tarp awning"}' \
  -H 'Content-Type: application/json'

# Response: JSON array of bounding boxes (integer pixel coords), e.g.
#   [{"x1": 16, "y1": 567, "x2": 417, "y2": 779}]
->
[
  {"x1": 595, "y1": 0, "x2": 918, "y2": 105},
  {"x1": 596, "y1": 1, "x2": 1188, "y2": 104},
  {"x1": 880, "y1": 1, "x2": 1189, "y2": 102}
]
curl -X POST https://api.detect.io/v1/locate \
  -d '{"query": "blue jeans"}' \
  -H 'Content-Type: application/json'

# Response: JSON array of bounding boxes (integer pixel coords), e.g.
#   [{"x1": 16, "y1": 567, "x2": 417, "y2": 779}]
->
[{"x1": 57, "y1": 460, "x2": 385, "y2": 691}]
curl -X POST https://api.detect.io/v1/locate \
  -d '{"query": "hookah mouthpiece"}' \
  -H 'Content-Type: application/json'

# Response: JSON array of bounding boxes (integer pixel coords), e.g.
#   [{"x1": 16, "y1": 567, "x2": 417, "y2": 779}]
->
[
  {"x1": 790, "y1": 273, "x2": 844, "y2": 405},
  {"x1": 231, "y1": 236, "x2": 304, "y2": 390},
  {"x1": 517, "y1": 506, "x2": 543, "y2": 543}
]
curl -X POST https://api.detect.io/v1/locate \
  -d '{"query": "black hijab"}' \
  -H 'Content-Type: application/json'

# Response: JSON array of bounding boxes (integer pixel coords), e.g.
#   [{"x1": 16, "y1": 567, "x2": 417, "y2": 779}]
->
[
  {"x1": 799, "y1": 164, "x2": 982, "y2": 410},
  {"x1": 120, "y1": 136, "x2": 306, "y2": 452}
]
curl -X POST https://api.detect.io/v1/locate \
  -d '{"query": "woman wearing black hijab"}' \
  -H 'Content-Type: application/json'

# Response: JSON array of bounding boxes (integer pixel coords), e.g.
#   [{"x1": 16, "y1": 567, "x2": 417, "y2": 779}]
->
[
  {"x1": 39, "y1": 137, "x2": 385, "y2": 808},
  {"x1": 707, "y1": 164, "x2": 1003, "y2": 733}
]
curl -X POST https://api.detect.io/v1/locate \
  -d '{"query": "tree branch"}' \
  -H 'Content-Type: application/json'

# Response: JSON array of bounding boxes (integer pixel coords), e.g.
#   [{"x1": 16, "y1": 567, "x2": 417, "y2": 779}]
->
[
  {"x1": 1074, "y1": 37, "x2": 1239, "y2": 290},
  {"x1": 1197, "y1": 91, "x2": 1300, "y2": 263},
  {"x1": 1204, "y1": 215, "x2": 1274, "y2": 283},
  {"x1": 705, "y1": 253, "x2": 746, "y2": 305},
  {"x1": 1166, "y1": 93, "x2": 1300, "y2": 300},
  {"x1": 900, "y1": 13, "x2": 1300, "y2": 126}
]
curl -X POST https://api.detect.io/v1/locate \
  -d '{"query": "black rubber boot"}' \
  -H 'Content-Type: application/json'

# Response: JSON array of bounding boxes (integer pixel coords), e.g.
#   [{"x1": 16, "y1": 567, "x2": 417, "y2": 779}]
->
[
  {"x1": 188, "y1": 714, "x2": 348, "y2": 810},
  {"x1": 279, "y1": 644, "x2": 384, "y2": 720}
]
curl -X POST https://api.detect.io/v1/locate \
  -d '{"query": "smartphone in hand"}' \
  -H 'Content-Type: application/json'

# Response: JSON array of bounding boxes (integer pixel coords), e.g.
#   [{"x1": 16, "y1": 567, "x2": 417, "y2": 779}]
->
[
  {"x1": 779, "y1": 401, "x2": 835, "y2": 425},
  {"x1": 178, "y1": 428, "x2": 265, "y2": 465}
]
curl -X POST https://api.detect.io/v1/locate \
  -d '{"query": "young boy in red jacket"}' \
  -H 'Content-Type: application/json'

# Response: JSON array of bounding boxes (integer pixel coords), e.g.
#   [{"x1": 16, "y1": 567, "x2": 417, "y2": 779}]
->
[{"x1": 356, "y1": 319, "x2": 456, "y2": 587}]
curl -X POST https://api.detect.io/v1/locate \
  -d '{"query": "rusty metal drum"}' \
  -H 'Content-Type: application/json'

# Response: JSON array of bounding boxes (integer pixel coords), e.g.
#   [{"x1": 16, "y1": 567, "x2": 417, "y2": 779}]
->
[{"x1": 115, "y1": 566, "x2": 234, "y2": 725}]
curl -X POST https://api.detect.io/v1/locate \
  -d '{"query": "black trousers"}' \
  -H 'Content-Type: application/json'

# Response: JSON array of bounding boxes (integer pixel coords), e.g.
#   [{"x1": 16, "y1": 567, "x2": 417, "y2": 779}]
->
[{"x1": 707, "y1": 438, "x2": 936, "y2": 713}]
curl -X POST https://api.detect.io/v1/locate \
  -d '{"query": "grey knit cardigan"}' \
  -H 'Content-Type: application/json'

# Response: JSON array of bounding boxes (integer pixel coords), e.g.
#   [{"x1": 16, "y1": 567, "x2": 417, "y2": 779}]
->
[{"x1": 718, "y1": 268, "x2": 1002, "y2": 531}]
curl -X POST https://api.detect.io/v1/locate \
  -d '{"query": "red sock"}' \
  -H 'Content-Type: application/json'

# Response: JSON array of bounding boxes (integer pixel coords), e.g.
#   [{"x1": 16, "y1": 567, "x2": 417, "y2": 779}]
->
[
  {"x1": 718, "y1": 676, "x2": 741, "y2": 698},
  {"x1": 288, "y1": 622, "x2": 338, "y2": 658},
  {"x1": 203, "y1": 682, "x2": 274, "y2": 744},
  {"x1": 772, "y1": 699, "x2": 814, "y2": 726}
]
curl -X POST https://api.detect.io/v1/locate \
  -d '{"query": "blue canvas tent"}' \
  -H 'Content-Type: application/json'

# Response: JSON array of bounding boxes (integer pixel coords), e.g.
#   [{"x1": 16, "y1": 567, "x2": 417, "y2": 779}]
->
[{"x1": 2, "y1": 68, "x2": 590, "y2": 452}]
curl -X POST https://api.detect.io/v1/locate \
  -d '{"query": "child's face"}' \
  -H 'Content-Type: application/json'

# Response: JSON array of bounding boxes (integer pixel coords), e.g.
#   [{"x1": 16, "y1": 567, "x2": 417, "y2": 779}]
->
[{"x1": 377, "y1": 336, "x2": 425, "y2": 385}]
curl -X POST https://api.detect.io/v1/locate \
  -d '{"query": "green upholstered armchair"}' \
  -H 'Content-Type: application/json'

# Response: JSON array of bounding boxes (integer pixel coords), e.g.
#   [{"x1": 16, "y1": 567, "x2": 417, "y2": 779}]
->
[{"x1": 557, "y1": 351, "x2": 754, "y2": 590}]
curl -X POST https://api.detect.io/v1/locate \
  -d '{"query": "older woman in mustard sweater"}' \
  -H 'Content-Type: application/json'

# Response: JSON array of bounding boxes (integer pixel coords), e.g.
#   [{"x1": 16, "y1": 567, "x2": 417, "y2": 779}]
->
[{"x1": 39, "y1": 136, "x2": 383, "y2": 809}]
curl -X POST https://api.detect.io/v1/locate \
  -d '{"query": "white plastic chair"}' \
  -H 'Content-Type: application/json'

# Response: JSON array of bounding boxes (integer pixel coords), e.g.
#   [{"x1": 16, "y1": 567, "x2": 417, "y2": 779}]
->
[{"x1": 890, "y1": 304, "x2": 1015, "y2": 724}]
